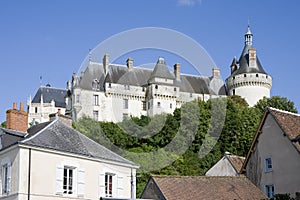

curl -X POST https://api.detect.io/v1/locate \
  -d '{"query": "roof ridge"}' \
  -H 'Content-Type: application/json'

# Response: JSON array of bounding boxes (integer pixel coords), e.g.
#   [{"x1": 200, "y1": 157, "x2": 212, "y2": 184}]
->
[
  {"x1": 268, "y1": 107, "x2": 300, "y2": 117},
  {"x1": 21, "y1": 119, "x2": 58, "y2": 143},
  {"x1": 40, "y1": 86, "x2": 67, "y2": 91}
]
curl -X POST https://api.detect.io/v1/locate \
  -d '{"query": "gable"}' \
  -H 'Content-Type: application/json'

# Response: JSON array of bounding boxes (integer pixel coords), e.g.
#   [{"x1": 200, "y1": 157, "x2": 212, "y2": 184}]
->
[{"x1": 205, "y1": 156, "x2": 238, "y2": 176}]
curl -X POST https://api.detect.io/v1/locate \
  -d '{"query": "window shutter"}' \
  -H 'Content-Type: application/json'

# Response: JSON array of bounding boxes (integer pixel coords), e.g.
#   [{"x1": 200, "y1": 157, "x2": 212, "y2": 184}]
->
[
  {"x1": 99, "y1": 173, "x2": 105, "y2": 197},
  {"x1": 7, "y1": 162, "x2": 11, "y2": 194},
  {"x1": 117, "y1": 176, "x2": 123, "y2": 197},
  {"x1": 77, "y1": 168, "x2": 85, "y2": 197},
  {"x1": 55, "y1": 165, "x2": 63, "y2": 195}
]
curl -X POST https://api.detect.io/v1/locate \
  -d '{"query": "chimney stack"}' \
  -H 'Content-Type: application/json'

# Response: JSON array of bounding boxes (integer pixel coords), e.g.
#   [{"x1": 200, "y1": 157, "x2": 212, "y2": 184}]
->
[
  {"x1": 248, "y1": 48, "x2": 256, "y2": 67},
  {"x1": 212, "y1": 67, "x2": 220, "y2": 78},
  {"x1": 49, "y1": 110, "x2": 72, "y2": 127},
  {"x1": 6, "y1": 102, "x2": 28, "y2": 132},
  {"x1": 174, "y1": 63, "x2": 181, "y2": 81},
  {"x1": 126, "y1": 57, "x2": 133, "y2": 70},
  {"x1": 103, "y1": 53, "x2": 110, "y2": 74}
]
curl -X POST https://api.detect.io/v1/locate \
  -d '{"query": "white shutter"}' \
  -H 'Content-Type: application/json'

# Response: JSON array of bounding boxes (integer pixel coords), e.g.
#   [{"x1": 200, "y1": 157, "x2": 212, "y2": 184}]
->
[
  {"x1": 117, "y1": 176, "x2": 123, "y2": 197},
  {"x1": 99, "y1": 173, "x2": 105, "y2": 197},
  {"x1": 55, "y1": 165, "x2": 63, "y2": 195},
  {"x1": 77, "y1": 168, "x2": 85, "y2": 197},
  {"x1": 7, "y1": 162, "x2": 11, "y2": 194}
]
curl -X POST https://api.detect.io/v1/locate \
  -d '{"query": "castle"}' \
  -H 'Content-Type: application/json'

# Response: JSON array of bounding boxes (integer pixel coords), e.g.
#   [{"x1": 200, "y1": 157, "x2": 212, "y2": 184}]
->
[{"x1": 27, "y1": 26, "x2": 272, "y2": 123}]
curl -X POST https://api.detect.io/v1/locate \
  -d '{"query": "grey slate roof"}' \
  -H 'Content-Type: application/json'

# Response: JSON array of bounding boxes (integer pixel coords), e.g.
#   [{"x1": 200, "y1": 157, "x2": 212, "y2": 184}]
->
[
  {"x1": 78, "y1": 58, "x2": 220, "y2": 95},
  {"x1": 32, "y1": 86, "x2": 67, "y2": 108},
  {"x1": 0, "y1": 128, "x2": 26, "y2": 150},
  {"x1": 231, "y1": 44, "x2": 267, "y2": 76},
  {"x1": 22, "y1": 120, "x2": 138, "y2": 166}
]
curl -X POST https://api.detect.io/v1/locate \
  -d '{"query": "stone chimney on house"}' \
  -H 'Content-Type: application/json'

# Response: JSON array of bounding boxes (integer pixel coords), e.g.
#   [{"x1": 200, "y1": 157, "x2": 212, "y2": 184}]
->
[
  {"x1": 126, "y1": 57, "x2": 133, "y2": 71},
  {"x1": 49, "y1": 109, "x2": 73, "y2": 127},
  {"x1": 103, "y1": 53, "x2": 110, "y2": 74},
  {"x1": 174, "y1": 63, "x2": 181, "y2": 81},
  {"x1": 248, "y1": 48, "x2": 256, "y2": 67},
  {"x1": 212, "y1": 67, "x2": 221, "y2": 78},
  {"x1": 6, "y1": 102, "x2": 28, "y2": 132}
]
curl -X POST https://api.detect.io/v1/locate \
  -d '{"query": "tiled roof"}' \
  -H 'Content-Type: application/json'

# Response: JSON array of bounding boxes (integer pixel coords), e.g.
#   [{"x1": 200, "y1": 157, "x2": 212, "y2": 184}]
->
[
  {"x1": 142, "y1": 175, "x2": 266, "y2": 200},
  {"x1": 32, "y1": 86, "x2": 67, "y2": 108},
  {"x1": 20, "y1": 120, "x2": 138, "y2": 167},
  {"x1": 268, "y1": 107, "x2": 300, "y2": 152},
  {"x1": 226, "y1": 155, "x2": 245, "y2": 173},
  {"x1": 78, "y1": 58, "x2": 223, "y2": 95}
]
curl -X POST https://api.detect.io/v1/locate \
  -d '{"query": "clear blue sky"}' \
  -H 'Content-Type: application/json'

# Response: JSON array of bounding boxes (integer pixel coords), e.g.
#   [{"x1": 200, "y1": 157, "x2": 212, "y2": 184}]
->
[{"x1": 1, "y1": 0, "x2": 299, "y2": 122}]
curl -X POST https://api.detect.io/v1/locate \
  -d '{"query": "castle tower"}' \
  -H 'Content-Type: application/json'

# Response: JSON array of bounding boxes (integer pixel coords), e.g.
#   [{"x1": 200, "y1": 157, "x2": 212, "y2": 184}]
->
[{"x1": 226, "y1": 25, "x2": 272, "y2": 106}]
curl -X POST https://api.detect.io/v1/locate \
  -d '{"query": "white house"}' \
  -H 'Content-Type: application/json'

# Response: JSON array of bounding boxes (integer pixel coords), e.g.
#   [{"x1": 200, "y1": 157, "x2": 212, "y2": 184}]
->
[
  {"x1": 205, "y1": 152, "x2": 245, "y2": 176},
  {"x1": 241, "y1": 107, "x2": 300, "y2": 198},
  {"x1": 0, "y1": 105, "x2": 139, "y2": 200}
]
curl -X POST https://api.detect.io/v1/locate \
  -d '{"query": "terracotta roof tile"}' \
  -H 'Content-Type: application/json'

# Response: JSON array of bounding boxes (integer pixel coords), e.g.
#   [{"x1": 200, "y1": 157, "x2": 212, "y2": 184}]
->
[
  {"x1": 226, "y1": 155, "x2": 245, "y2": 172},
  {"x1": 269, "y1": 107, "x2": 300, "y2": 152},
  {"x1": 148, "y1": 175, "x2": 266, "y2": 200}
]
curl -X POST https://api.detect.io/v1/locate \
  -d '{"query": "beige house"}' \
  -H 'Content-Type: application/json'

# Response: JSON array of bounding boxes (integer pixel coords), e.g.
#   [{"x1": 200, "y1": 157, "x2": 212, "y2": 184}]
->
[
  {"x1": 205, "y1": 152, "x2": 245, "y2": 176},
  {"x1": 241, "y1": 107, "x2": 300, "y2": 198},
  {"x1": 0, "y1": 104, "x2": 139, "y2": 200},
  {"x1": 141, "y1": 175, "x2": 267, "y2": 200}
]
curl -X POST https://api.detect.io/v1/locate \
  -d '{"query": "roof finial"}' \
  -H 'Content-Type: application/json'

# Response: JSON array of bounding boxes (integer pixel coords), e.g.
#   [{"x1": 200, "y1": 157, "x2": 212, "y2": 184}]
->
[
  {"x1": 245, "y1": 21, "x2": 253, "y2": 46},
  {"x1": 88, "y1": 48, "x2": 92, "y2": 62}
]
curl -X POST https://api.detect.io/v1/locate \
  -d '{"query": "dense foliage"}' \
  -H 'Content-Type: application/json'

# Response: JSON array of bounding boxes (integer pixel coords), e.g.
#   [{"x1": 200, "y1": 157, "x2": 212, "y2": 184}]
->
[{"x1": 73, "y1": 95, "x2": 297, "y2": 197}]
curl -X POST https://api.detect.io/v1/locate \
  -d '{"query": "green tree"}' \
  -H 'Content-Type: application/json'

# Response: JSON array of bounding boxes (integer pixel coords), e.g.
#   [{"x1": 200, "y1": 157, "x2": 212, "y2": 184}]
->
[
  {"x1": 0, "y1": 121, "x2": 6, "y2": 128},
  {"x1": 255, "y1": 96, "x2": 298, "y2": 114}
]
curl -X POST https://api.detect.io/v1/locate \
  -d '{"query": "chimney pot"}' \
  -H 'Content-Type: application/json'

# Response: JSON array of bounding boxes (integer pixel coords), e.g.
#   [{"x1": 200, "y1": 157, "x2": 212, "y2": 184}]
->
[
  {"x1": 103, "y1": 53, "x2": 110, "y2": 74},
  {"x1": 13, "y1": 102, "x2": 17, "y2": 110},
  {"x1": 126, "y1": 57, "x2": 133, "y2": 70},
  {"x1": 212, "y1": 67, "x2": 220, "y2": 78},
  {"x1": 20, "y1": 102, "x2": 24, "y2": 111}
]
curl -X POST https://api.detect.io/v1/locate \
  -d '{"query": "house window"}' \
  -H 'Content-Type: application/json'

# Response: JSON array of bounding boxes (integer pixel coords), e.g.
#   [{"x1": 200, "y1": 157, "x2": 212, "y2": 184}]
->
[
  {"x1": 157, "y1": 102, "x2": 161, "y2": 107},
  {"x1": 2, "y1": 164, "x2": 10, "y2": 194},
  {"x1": 93, "y1": 111, "x2": 98, "y2": 120},
  {"x1": 105, "y1": 174, "x2": 113, "y2": 197},
  {"x1": 265, "y1": 185, "x2": 274, "y2": 198},
  {"x1": 93, "y1": 95, "x2": 99, "y2": 106},
  {"x1": 124, "y1": 99, "x2": 128, "y2": 109},
  {"x1": 76, "y1": 94, "x2": 80, "y2": 103},
  {"x1": 142, "y1": 101, "x2": 147, "y2": 111},
  {"x1": 63, "y1": 167, "x2": 74, "y2": 194},
  {"x1": 265, "y1": 157, "x2": 272, "y2": 172}
]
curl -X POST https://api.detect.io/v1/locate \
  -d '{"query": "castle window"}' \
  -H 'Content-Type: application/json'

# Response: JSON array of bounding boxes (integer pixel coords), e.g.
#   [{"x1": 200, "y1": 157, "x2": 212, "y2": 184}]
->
[
  {"x1": 142, "y1": 87, "x2": 145, "y2": 92},
  {"x1": 190, "y1": 93, "x2": 193, "y2": 98},
  {"x1": 142, "y1": 101, "x2": 146, "y2": 111},
  {"x1": 93, "y1": 111, "x2": 98, "y2": 120},
  {"x1": 93, "y1": 95, "x2": 99, "y2": 106},
  {"x1": 76, "y1": 94, "x2": 80, "y2": 103},
  {"x1": 233, "y1": 76, "x2": 235, "y2": 80},
  {"x1": 155, "y1": 85, "x2": 158, "y2": 89},
  {"x1": 174, "y1": 88, "x2": 176, "y2": 91},
  {"x1": 108, "y1": 83, "x2": 111, "y2": 88},
  {"x1": 256, "y1": 74, "x2": 259, "y2": 77},
  {"x1": 157, "y1": 102, "x2": 161, "y2": 107},
  {"x1": 124, "y1": 99, "x2": 128, "y2": 109},
  {"x1": 148, "y1": 102, "x2": 150, "y2": 109},
  {"x1": 233, "y1": 89, "x2": 235, "y2": 95},
  {"x1": 35, "y1": 107, "x2": 38, "y2": 113},
  {"x1": 170, "y1": 103, "x2": 172, "y2": 109},
  {"x1": 266, "y1": 75, "x2": 268, "y2": 79},
  {"x1": 124, "y1": 85, "x2": 130, "y2": 90},
  {"x1": 244, "y1": 74, "x2": 247, "y2": 77},
  {"x1": 123, "y1": 113, "x2": 128, "y2": 120}
]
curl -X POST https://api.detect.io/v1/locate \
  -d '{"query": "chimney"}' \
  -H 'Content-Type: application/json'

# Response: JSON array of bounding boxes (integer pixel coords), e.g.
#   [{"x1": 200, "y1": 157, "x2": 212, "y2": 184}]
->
[
  {"x1": 6, "y1": 102, "x2": 28, "y2": 132},
  {"x1": 126, "y1": 57, "x2": 133, "y2": 70},
  {"x1": 174, "y1": 63, "x2": 180, "y2": 81},
  {"x1": 103, "y1": 53, "x2": 110, "y2": 74},
  {"x1": 248, "y1": 48, "x2": 256, "y2": 67},
  {"x1": 212, "y1": 67, "x2": 220, "y2": 78},
  {"x1": 49, "y1": 109, "x2": 73, "y2": 127}
]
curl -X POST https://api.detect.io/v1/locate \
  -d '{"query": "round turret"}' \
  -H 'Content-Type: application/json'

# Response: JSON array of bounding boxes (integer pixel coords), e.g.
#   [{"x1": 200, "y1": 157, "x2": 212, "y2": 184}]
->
[{"x1": 226, "y1": 26, "x2": 272, "y2": 107}]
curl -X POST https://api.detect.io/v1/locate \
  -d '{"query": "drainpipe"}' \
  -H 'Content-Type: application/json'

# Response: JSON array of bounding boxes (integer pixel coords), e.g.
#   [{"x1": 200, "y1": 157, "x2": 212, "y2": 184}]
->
[
  {"x1": 28, "y1": 148, "x2": 31, "y2": 200},
  {"x1": 131, "y1": 168, "x2": 135, "y2": 200}
]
